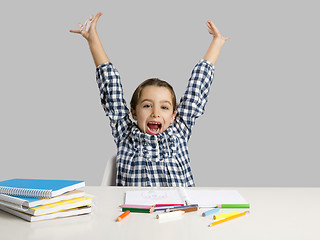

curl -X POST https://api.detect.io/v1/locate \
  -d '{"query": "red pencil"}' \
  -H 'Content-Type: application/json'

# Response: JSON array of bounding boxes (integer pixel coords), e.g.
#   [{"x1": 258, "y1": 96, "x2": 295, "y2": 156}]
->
[{"x1": 154, "y1": 204, "x2": 184, "y2": 207}]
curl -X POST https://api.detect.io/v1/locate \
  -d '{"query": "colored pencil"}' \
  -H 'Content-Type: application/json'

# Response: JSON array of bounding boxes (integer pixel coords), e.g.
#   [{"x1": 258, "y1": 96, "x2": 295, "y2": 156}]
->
[
  {"x1": 116, "y1": 210, "x2": 130, "y2": 221},
  {"x1": 122, "y1": 207, "x2": 154, "y2": 213},
  {"x1": 154, "y1": 204, "x2": 184, "y2": 207},
  {"x1": 156, "y1": 210, "x2": 185, "y2": 220},
  {"x1": 208, "y1": 211, "x2": 250, "y2": 227},
  {"x1": 154, "y1": 206, "x2": 178, "y2": 212},
  {"x1": 202, "y1": 207, "x2": 220, "y2": 217},
  {"x1": 166, "y1": 205, "x2": 198, "y2": 213},
  {"x1": 213, "y1": 211, "x2": 239, "y2": 220},
  {"x1": 120, "y1": 204, "x2": 153, "y2": 209},
  {"x1": 218, "y1": 204, "x2": 250, "y2": 208},
  {"x1": 166, "y1": 204, "x2": 198, "y2": 210}
]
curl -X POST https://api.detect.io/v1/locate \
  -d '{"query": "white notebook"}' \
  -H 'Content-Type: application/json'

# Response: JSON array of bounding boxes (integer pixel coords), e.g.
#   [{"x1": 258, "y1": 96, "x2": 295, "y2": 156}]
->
[
  {"x1": 125, "y1": 188, "x2": 248, "y2": 208},
  {"x1": 0, "y1": 205, "x2": 92, "y2": 222}
]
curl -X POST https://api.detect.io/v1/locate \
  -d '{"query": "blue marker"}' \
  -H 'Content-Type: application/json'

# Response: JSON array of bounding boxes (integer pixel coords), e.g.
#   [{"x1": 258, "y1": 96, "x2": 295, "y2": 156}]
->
[{"x1": 202, "y1": 207, "x2": 220, "y2": 217}]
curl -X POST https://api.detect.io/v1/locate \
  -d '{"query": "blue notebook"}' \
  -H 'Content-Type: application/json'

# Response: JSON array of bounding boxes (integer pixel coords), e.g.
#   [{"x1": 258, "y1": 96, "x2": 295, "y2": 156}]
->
[{"x1": 0, "y1": 179, "x2": 85, "y2": 198}]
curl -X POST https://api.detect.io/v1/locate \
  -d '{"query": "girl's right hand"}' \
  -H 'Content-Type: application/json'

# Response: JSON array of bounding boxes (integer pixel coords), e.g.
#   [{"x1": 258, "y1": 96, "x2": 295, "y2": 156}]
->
[
  {"x1": 69, "y1": 12, "x2": 103, "y2": 41},
  {"x1": 206, "y1": 20, "x2": 230, "y2": 44}
]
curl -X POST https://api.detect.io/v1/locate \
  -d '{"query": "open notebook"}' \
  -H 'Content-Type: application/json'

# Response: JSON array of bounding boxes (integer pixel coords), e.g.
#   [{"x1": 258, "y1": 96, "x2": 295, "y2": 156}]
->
[{"x1": 125, "y1": 188, "x2": 248, "y2": 208}]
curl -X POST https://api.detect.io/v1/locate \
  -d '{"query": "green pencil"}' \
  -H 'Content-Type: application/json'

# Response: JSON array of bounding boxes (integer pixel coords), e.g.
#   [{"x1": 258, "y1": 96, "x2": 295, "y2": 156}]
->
[
  {"x1": 122, "y1": 207, "x2": 154, "y2": 213},
  {"x1": 218, "y1": 204, "x2": 250, "y2": 208}
]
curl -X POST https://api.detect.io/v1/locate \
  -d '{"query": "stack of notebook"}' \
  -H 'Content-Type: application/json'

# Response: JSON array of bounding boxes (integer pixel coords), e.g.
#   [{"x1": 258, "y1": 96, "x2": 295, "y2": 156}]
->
[{"x1": 0, "y1": 178, "x2": 92, "y2": 222}]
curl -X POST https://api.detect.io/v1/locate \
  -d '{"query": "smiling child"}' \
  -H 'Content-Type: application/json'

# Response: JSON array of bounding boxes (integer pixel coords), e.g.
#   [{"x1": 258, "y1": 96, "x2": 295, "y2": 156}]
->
[{"x1": 70, "y1": 12, "x2": 229, "y2": 186}]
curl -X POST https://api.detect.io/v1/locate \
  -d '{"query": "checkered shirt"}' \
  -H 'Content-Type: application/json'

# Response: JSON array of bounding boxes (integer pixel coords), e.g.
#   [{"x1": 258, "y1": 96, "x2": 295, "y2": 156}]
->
[{"x1": 96, "y1": 59, "x2": 215, "y2": 187}]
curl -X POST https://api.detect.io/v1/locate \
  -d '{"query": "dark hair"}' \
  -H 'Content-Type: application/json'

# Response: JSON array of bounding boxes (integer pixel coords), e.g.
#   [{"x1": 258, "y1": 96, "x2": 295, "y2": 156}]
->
[{"x1": 130, "y1": 78, "x2": 177, "y2": 112}]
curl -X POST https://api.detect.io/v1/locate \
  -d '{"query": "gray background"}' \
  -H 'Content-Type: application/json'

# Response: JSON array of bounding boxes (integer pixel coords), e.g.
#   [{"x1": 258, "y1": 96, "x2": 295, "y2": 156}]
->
[{"x1": 1, "y1": 0, "x2": 319, "y2": 187}]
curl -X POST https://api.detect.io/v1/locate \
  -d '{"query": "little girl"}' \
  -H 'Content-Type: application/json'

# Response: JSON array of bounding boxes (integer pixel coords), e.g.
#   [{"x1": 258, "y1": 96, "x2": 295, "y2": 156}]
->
[{"x1": 70, "y1": 12, "x2": 229, "y2": 187}]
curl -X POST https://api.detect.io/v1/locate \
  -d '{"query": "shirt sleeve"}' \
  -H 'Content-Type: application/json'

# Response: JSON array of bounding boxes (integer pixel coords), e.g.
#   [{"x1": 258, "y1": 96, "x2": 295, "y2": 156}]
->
[
  {"x1": 176, "y1": 59, "x2": 215, "y2": 140},
  {"x1": 96, "y1": 62, "x2": 132, "y2": 143}
]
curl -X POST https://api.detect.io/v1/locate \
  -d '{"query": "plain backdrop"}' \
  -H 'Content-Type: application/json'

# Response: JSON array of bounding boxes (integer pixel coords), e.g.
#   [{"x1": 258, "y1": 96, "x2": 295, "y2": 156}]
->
[{"x1": 0, "y1": 0, "x2": 319, "y2": 186}]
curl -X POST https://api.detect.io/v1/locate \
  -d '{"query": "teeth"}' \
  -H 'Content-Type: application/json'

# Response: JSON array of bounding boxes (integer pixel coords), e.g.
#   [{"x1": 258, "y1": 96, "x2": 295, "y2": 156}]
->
[{"x1": 149, "y1": 122, "x2": 161, "y2": 125}]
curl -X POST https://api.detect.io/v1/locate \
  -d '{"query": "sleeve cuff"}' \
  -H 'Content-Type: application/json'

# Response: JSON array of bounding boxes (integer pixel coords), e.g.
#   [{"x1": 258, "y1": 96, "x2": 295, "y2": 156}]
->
[
  {"x1": 96, "y1": 62, "x2": 112, "y2": 71},
  {"x1": 200, "y1": 59, "x2": 215, "y2": 69}
]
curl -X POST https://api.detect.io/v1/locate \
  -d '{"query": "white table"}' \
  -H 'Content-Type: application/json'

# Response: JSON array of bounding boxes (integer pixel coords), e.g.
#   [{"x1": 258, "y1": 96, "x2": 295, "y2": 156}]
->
[{"x1": 1, "y1": 187, "x2": 320, "y2": 240}]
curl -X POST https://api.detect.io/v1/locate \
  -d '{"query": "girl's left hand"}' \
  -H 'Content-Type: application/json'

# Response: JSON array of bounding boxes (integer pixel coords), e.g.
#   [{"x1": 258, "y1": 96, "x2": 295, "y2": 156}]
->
[{"x1": 69, "y1": 12, "x2": 103, "y2": 41}]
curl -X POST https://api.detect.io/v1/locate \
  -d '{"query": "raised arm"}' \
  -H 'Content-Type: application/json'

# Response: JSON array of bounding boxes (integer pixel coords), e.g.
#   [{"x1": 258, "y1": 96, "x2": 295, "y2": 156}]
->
[
  {"x1": 203, "y1": 20, "x2": 230, "y2": 65},
  {"x1": 70, "y1": 12, "x2": 110, "y2": 67}
]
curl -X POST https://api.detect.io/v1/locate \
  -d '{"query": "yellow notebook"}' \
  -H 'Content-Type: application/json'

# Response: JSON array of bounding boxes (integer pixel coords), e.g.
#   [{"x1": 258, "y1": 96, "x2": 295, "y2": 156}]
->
[
  {"x1": 25, "y1": 197, "x2": 92, "y2": 216},
  {"x1": 0, "y1": 190, "x2": 85, "y2": 211}
]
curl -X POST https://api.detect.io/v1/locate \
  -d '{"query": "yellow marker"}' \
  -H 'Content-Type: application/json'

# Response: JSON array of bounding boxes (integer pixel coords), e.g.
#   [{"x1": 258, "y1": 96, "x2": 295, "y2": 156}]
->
[{"x1": 213, "y1": 211, "x2": 239, "y2": 220}]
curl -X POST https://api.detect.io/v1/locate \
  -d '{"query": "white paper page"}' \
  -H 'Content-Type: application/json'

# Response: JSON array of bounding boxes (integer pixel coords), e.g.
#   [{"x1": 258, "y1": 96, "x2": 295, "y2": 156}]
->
[
  {"x1": 125, "y1": 189, "x2": 184, "y2": 205},
  {"x1": 185, "y1": 190, "x2": 248, "y2": 207}
]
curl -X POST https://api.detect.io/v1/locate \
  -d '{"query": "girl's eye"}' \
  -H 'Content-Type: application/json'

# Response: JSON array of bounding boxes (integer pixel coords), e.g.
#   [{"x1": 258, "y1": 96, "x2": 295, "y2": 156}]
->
[
  {"x1": 143, "y1": 104, "x2": 151, "y2": 108},
  {"x1": 162, "y1": 106, "x2": 169, "y2": 110}
]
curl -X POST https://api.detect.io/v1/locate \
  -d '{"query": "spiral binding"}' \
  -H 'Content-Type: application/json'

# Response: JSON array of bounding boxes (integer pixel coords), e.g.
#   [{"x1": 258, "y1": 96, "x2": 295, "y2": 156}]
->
[
  {"x1": 0, "y1": 194, "x2": 29, "y2": 211},
  {"x1": 0, "y1": 187, "x2": 52, "y2": 198}
]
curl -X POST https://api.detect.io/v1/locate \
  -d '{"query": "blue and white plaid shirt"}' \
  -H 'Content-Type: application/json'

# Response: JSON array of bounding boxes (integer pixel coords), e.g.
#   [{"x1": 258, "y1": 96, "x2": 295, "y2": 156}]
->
[{"x1": 96, "y1": 59, "x2": 214, "y2": 187}]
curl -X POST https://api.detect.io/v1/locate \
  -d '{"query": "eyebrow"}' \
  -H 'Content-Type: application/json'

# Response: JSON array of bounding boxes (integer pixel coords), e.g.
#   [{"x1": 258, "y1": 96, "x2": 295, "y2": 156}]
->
[{"x1": 140, "y1": 99, "x2": 172, "y2": 105}]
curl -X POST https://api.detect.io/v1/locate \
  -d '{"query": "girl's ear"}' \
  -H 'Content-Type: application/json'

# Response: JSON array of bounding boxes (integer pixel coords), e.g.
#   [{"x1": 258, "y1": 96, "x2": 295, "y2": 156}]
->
[
  {"x1": 171, "y1": 111, "x2": 177, "y2": 124},
  {"x1": 131, "y1": 108, "x2": 137, "y2": 120}
]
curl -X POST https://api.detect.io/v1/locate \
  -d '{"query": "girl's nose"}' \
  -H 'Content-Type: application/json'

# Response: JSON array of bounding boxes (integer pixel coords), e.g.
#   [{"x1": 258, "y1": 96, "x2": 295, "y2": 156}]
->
[{"x1": 152, "y1": 108, "x2": 160, "y2": 117}]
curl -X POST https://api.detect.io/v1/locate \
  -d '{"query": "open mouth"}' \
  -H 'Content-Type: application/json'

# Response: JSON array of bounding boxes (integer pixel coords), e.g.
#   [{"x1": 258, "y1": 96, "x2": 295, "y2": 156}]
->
[{"x1": 147, "y1": 121, "x2": 162, "y2": 135}]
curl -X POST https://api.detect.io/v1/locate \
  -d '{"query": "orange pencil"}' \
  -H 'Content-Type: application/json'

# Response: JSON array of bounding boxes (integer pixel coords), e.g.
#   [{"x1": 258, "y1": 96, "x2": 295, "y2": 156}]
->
[
  {"x1": 116, "y1": 210, "x2": 130, "y2": 222},
  {"x1": 208, "y1": 211, "x2": 249, "y2": 227}
]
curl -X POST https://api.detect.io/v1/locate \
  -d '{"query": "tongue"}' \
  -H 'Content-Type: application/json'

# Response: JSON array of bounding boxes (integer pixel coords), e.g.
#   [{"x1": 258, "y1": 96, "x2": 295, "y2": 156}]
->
[{"x1": 148, "y1": 124, "x2": 159, "y2": 129}]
